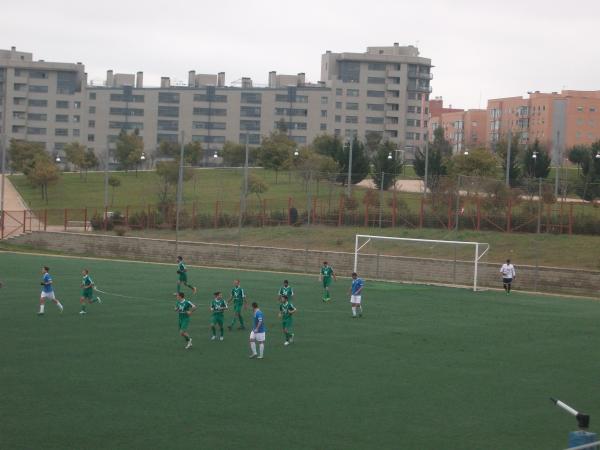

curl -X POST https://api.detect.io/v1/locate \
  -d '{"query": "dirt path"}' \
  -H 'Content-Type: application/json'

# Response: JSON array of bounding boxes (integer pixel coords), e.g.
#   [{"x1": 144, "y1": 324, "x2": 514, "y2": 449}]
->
[{"x1": 1, "y1": 175, "x2": 41, "y2": 237}]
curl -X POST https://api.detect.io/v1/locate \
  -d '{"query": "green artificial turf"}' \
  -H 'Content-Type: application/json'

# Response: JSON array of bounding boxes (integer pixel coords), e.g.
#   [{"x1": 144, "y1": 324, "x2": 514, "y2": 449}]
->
[{"x1": 0, "y1": 251, "x2": 598, "y2": 450}]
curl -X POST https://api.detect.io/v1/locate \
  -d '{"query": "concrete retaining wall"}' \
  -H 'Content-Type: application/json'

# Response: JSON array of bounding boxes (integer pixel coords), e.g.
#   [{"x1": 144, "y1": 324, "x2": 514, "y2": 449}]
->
[{"x1": 7, "y1": 231, "x2": 600, "y2": 298}]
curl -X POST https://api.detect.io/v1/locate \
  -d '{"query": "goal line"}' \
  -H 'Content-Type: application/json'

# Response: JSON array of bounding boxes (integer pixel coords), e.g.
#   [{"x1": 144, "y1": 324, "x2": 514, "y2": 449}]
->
[{"x1": 354, "y1": 235, "x2": 490, "y2": 292}]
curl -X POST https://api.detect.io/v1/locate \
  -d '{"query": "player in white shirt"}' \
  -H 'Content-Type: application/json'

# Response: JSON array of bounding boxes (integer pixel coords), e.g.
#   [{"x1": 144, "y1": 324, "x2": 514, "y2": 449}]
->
[{"x1": 499, "y1": 259, "x2": 516, "y2": 295}]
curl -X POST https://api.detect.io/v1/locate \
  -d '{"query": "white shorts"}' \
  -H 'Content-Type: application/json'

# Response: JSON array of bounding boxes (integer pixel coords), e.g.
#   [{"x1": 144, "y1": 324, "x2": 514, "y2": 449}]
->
[
  {"x1": 350, "y1": 295, "x2": 362, "y2": 304},
  {"x1": 250, "y1": 331, "x2": 266, "y2": 342},
  {"x1": 41, "y1": 291, "x2": 56, "y2": 300}
]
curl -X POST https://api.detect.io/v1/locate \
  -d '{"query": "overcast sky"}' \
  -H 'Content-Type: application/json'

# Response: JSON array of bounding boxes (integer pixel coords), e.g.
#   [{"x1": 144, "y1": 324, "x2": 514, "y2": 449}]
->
[{"x1": 3, "y1": 0, "x2": 599, "y2": 109}]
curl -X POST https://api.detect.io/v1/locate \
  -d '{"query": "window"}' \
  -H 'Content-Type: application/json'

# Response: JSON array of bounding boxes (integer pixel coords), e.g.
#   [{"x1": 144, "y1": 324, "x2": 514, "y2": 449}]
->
[
  {"x1": 367, "y1": 103, "x2": 384, "y2": 111},
  {"x1": 73, "y1": 129, "x2": 80, "y2": 137},
  {"x1": 55, "y1": 128, "x2": 69, "y2": 136},
  {"x1": 157, "y1": 120, "x2": 179, "y2": 131},
  {"x1": 29, "y1": 70, "x2": 47, "y2": 79},
  {"x1": 74, "y1": 101, "x2": 81, "y2": 109},
  {"x1": 274, "y1": 108, "x2": 307, "y2": 117},
  {"x1": 158, "y1": 106, "x2": 179, "y2": 117},
  {"x1": 192, "y1": 121, "x2": 226, "y2": 130},
  {"x1": 339, "y1": 61, "x2": 360, "y2": 83},
  {"x1": 56, "y1": 100, "x2": 69, "y2": 108},
  {"x1": 109, "y1": 121, "x2": 144, "y2": 130},
  {"x1": 13, "y1": 97, "x2": 26, "y2": 106},
  {"x1": 29, "y1": 85, "x2": 49, "y2": 93},
  {"x1": 407, "y1": 105, "x2": 422, "y2": 113},
  {"x1": 89, "y1": 106, "x2": 96, "y2": 114},
  {"x1": 241, "y1": 106, "x2": 262, "y2": 117},
  {"x1": 366, "y1": 117, "x2": 384, "y2": 124},
  {"x1": 110, "y1": 93, "x2": 145, "y2": 102},
  {"x1": 345, "y1": 129, "x2": 358, "y2": 139},
  {"x1": 159, "y1": 92, "x2": 180, "y2": 103},
  {"x1": 346, "y1": 102, "x2": 359, "y2": 110},
  {"x1": 88, "y1": 120, "x2": 95, "y2": 128},
  {"x1": 387, "y1": 117, "x2": 399, "y2": 125},
  {"x1": 27, "y1": 113, "x2": 47, "y2": 121},
  {"x1": 88, "y1": 134, "x2": 95, "y2": 142},
  {"x1": 406, "y1": 132, "x2": 415, "y2": 140},
  {"x1": 193, "y1": 93, "x2": 227, "y2": 102},
  {"x1": 241, "y1": 92, "x2": 262, "y2": 104},
  {"x1": 320, "y1": 123, "x2": 327, "y2": 131},
  {"x1": 406, "y1": 119, "x2": 417, "y2": 127},
  {"x1": 13, "y1": 83, "x2": 27, "y2": 92},
  {"x1": 321, "y1": 110, "x2": 327, "y2": 118},
  {"x1": 389, "y1": 103, "x2": 399, "y2": 111},
  {"x1": 72, "y1": 115, "x2": 80, "y2": 123},
  {"x1": 334, "y1": 129, "x2": 341, "y2": 137},
  {"x1": 193, "y1": 107, "x2": 227, "y2": 116},
  {"x1": 239, "y1": 134, "x2": 261, "y2": 145},
  {"x1": 367, "y1": 77, "x2": 385, "y2": 84},
  {"x1": 336, "y1": 88, "x2": 343, "y2": 96},
  {"x1": 192, "y1": 135, "x2": 226, "y2": 144},
  {"x1": 336, "y1": 102, "x2": 342, "y2": 109},
  {"x1": 29, "y1": 99, "x2": 48, "y2": 107},
  {"x1": 367, "y1": 90, "x2": 385, "y2": 97},
  {"x1": 590, "y1": 107, "x2": 597, "y2": 112},
  {"x1": 57, "y1": 72, "x2": 79, "y2": 94},
  {"x1": 275, "y1": 94, "x2": 308, "y2": 103},
  {"x1": 12, "y1": 111, "x2": 26, "y2": 120},
  {"x1": 89, "y1": 92, "x2": 96, "y2": 100},
  {"x1": 335, "y1": 115, "x2": 341, "y2": 123},
  {"x1": 321, "y1": 96, "x2": 328, "y2": 104},
  {"x1": 345, "y1": 116, "x2": 358, "y2": 124},
  {"x1": 56, "y1": 114, "x2": 68, "y2": 122},
  {"x1": 367, "y1": 62, "x2": 386, "y2": 71},
  {"x1": 277, "y1": 122, "x2": 307, "y2": 130},
  {"x1": 110, "y1": 107, "x2": 144, "y2": 116},
  {"x1": 290, "y1": 136, "x2": 307, "y2": 144},
  {"x1": 346, "y1": 89, "x2": 359, "y2": 97},
  {"x1": 388, "y1": 77, "x2": 400, "y2": 85},
  {"x1": 240, "y1": 120, "x2": 260, "y2": 131},
  {"x1": 577, "y1": 106, "x2": 584, "y2": 112}
]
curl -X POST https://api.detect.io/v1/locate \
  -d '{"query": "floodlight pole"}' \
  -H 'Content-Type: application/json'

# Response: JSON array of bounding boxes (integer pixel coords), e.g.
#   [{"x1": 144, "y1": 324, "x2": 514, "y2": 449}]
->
[
  {"x1": 346, "y1": 140, "x2": 353, "y2": 198},
  {"x1": 474, "y1": 243, "x2": 479, "y2": 292},
  {"x1": 505, "y1": 129, "x2": 512, "y2": 187},
  {"x1": 239, "y1": 132, "x2": 249, "y2": 229},
  {"x1": 554, "y1": 130, "x2": 561, "y2": 197},
  {"x1": 0, "y1": 133, "x2": 6, "y2": 214},
  {"x1": 424, "y1": 141, "x2": 429, "y2": 195},
  {"x1": 103, "y1": 142, "x2": 109, "y2": 210},
  {"x1": 378, "y1": 171, "x2": 384, "y2": 228},
  {"x1": 175, "y1": 130, "x2": 185, "y2": 256}
]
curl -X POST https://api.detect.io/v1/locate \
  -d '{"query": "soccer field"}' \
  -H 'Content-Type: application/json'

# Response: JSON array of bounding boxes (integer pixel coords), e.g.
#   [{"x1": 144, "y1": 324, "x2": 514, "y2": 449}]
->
[{"x1": 0, "y1": 252, "x2": 598, "y2": 450}]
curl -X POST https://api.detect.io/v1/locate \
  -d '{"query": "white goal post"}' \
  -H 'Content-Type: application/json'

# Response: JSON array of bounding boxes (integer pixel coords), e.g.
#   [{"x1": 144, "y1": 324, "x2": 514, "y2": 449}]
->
[{"x1": 354, "y1": 235, "x2": 490, "y2": 292}]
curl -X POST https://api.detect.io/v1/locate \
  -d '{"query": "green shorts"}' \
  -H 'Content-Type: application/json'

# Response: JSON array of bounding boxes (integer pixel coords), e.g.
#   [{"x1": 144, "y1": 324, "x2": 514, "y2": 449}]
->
[
  {"x1": 179, "y1": 315, "x2": 190, "y2": 331},
  {"x1": 81, "y1": 289, "x2": 93, "y2": 299},
  {"x1": 322, "y1": 277, "x2": 332, "y2": 288},
  {"x1": 282, "y1": 318, "x2": 293, "y2": 330},
  {"x1": 178, "y1": 273, "x2": 188, "y2": 283},
  {"x1": 233, "y1": 302, "x2": 243, "y2": 313},
  {"x1": 211, "y1": 314, "x2": 224, "y2": 326}
]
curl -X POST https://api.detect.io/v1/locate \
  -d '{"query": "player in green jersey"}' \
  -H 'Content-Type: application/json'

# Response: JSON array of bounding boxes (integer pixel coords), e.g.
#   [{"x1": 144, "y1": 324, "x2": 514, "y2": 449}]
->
[
  {"x1": 279, "y1": 295, "x2": 297, "y2": 346},
  {"x1": 319, "y1": 261, "x2": 336, "y2": 302},
  {"x1": 227, "y1": 279, "x2": 247, "y2": 330},
  {"x1": 210, "y1": 291, "x2": 228, "y2": 341},
  {"x1": 176, "y1": 256, "x2": 197, "y2": 295},
  {"x1": 174, "y1": 292, "x2": 197, "y2": 349},
  {"x1": 79, "y1": 269, "x2": 102, "y2": 315},
  {"x1": 278, "y1": 279, "x2": 294, "y2": 303}
]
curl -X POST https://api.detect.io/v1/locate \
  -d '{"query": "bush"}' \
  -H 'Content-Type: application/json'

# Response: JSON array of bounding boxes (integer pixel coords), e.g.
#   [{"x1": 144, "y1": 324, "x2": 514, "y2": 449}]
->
[{"x1": 114, "y1": 226, "x2": 127, "y2": 236}]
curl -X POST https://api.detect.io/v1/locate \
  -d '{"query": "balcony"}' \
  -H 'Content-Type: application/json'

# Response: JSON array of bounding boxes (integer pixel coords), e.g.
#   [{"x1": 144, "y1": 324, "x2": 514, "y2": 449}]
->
[
  {"x1": 385, "y1": 109, "x2": 401, "y2": 117},
  {"x1": 386, "y1": 69, "x2": 402, "y2": 78},
  {"x1": 408, "y1": 70, "x2": 433, "y2": 80}
]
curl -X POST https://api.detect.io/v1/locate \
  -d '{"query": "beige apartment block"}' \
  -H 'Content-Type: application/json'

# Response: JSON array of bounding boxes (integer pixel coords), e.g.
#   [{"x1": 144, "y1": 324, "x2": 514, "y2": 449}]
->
[
  {"x1": 430, "y1": 108, "x2": 487, "y2": 153},
  {"x1": 0, "y1": 47, "x2": 86, "y2": 155},
  {"x1": 1, "y1": 44, "x2": 432, "y2": 164}
]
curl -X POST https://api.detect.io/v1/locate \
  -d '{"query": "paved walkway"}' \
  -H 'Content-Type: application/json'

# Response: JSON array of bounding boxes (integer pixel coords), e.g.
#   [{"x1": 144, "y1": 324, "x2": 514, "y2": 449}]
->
[{"x1": 1, "y1": 175, "x2": 41, "y2": 238}]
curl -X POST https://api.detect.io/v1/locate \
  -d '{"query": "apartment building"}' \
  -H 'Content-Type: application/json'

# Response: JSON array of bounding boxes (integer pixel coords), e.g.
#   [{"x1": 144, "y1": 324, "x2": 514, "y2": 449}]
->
[
  {"x1": 487, "y1": 90, "x2": 600, "y2": 162},
  {"x1": 429, "y1": 105, "x2": 487, "y2": 153},
  {"x1": 1, "y1": 44, "x2": 432, "y2": 163},
  {"x1": 0, "y1": 47, "x2": 86, "y2": 155},
  {"x1": 321, "y1": 43, "x2": 432, "y2": 159}
]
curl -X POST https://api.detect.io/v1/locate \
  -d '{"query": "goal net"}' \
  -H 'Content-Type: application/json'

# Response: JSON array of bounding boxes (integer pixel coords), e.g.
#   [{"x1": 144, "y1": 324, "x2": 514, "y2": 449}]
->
[{"x1": 353, "y1": 234, "x2": 490, "y2": 291}]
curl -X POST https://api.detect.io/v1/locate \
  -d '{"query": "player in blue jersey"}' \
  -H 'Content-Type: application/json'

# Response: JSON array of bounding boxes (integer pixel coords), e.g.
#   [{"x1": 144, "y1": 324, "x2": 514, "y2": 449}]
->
[
  {"x1": 349, "y1": 272, "x2": 364, "y2": 318},
  {"x1": 38, "y1": 266, "x2": 64, "y2": 315},
  {"x1": 249, "y1": 302, "x2": 266, "y2": 359}
]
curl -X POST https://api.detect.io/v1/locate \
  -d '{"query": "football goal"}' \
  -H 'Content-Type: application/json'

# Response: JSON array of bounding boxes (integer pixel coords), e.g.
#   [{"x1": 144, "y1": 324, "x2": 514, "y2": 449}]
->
[{"x1": 353, "y1": 235, "x2": 490, "y2": 291}]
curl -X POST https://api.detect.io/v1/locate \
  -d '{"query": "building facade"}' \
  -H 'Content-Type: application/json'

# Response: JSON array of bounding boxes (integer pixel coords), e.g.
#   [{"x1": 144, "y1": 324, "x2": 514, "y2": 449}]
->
[
  {"x1": 429, "y1": 106, "x2": 487, "y2": 153},
  {"x1": 1, "y1": 44, "x2": 432, "y2": 164}
]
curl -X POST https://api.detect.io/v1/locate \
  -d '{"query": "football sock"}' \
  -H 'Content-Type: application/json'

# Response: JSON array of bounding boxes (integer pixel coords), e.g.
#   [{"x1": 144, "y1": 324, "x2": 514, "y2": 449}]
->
[
  {"x1": 358, "y1": 306, "x2": 363, "y2": 316},
  {"x1": 239, "y1": 315, "x2": 244, "y2": 327},
  {"x1": 220, "y1": 327, "x2": 224, "y2": 337},
  {"x1": 81, "y1": 304, "x2": 86, "y2": 312},
  {"x1": 250, "y1": 341, "x2": 257, "y2": 354},
  {"x1": 39, "y1": 304, "x2": 45, "y2": 314},
  {"x1": 211, "y1": 326, "x2": 216, "y2": 337},
  {"x1": 352, "y1": 306, "x2": 357, "y2": 316},
  {"x1": 183, "y1": 335, "x2": 190, "y2": 342},
  {"x1": 56, "y1": 301, "x2": 63, "y2": 311},
  {"x1": 230, "y1": 317, "x2": 236, "y2": 327},
  {"x1": 258, "y1": 343, "x2": 264, "y2": 358}
]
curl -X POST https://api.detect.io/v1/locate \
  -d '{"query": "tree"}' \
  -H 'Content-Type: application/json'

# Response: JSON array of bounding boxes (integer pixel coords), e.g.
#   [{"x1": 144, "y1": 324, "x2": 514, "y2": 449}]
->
[
  {"x1": 522, "y1": 139, "x2": 551, "y2": 179},
  {"x1": 8, "y1": 139, "x2": 46, "y2": 174},
  {"x1": 568, "y1": 145, "x2": 589, "y2": 175},
  {"x1": 364, "y1": 131, "x2": 383, "y2": 159},
  {"x1": 275, "y1": 118, "x2": 288, "y2": 134},
  {"x1": 290, "y1": 147, "x2": 339, "y2": 189},
  {"x1": 114, "y1": 129, "x2": 144, "y2": 171},
  {"x1": 256, "y1": 131, "x2": 295, "y2": 183},
  {"x1": 81, "y1": 149, "x2": 99, "y2": 181},
  {"x1": 64, "y1": 142, "x2": 86, "y2": 177},
  {"x1": 312, "y1": 134, "x2": 344, "y2": 162},
  {"x1": 247, "y1": 173, "x2": 269, "y2": 202},
  {"x1": 155, "y1": 161, "x2": 193, "y2": 205},
  {"x1": 496, "y1": 133, "x2": 523, "y2": 187},
  {"x1": 574, "y1": 141, "x2": 600, "y2": 201},
  {"x1": 339, "y1": 137, "x2": 370, "y2": 185},
  {"x1": 372, "y1": 141, "x2": 403, "y2": 190},
  {"x1": 158, "y1": 140, "x2": 203, "y2": 165},
  {"x1": 26, "y1": 153, "x2": 59, "y2": 202},
  {"x1": 221, "y1": 141, "x2": 247, "y2": 166},
  {"x1": 448, "y1": 148, "x2": 498, "y2": 179},
  {"x1": 108, "y1": 176, "x2": 121, "y2": 206},
  {"x1": 414, "y1": 127, "x2": 451, "y2": 190}
]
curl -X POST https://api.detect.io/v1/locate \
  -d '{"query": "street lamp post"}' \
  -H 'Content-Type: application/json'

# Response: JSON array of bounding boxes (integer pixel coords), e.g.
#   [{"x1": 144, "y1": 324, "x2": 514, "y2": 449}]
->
[
  {"x1": 0, "y1": 134, "x2": 6, "y2": 217},
  {"x1": 532, "y1": 152, "x2": 542, "y2": 234},
  {"x1": 378, "y1": 151, "x2": 393, "y2": 228},
  {"x1": 175, "y1": 131, "x2": 185, "y2": 256},
  {"x1": 103, "y1": 142, "x2": 109, "y2": 211},
  {"x1": 346, "y1": 140, "x2": 353, "y2": 198},
  {"x1": 505, "y1": 129, "x2": 512, "y2": 187},
  {"x1": 239, "y1": 133, "x2": 250, "y2": 229},
  {"x1": 554, "y1": 130, "x2": 561, "y2": 197}
]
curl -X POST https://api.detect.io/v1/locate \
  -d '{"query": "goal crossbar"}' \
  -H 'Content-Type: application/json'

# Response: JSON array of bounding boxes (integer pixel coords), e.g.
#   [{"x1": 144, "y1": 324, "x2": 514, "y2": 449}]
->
[{"x1": 354, "y1": 234, "x2": 490, "y2": 291}]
